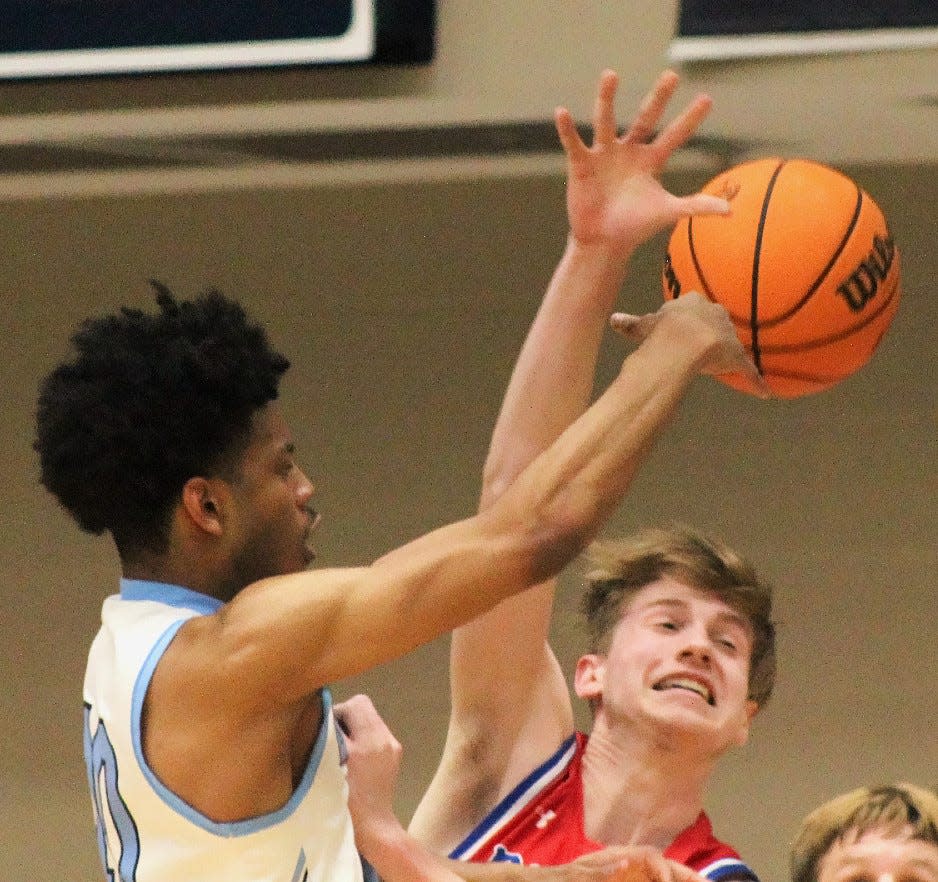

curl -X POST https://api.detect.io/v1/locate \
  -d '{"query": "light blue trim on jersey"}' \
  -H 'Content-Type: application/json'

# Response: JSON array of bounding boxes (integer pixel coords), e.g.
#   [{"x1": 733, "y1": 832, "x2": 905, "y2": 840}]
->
[
  {"x1": 120, "y1": 578, "x2": 224, "y2": 615},
  {"x1": 127, "y1": 605, "x2": 333, "y2": 837},
  {"x1": 290, "y1": 848, "x2": 308, "y2": 882},
  {"x1": 449, "y1": 733, "x2": 578, "y2": 860}
]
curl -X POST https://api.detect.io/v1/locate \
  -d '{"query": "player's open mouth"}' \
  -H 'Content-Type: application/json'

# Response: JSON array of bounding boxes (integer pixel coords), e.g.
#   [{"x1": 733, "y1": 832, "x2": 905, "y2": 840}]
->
[{"x1": 653, "y1": 677, "x2": 714, "y2": 706}]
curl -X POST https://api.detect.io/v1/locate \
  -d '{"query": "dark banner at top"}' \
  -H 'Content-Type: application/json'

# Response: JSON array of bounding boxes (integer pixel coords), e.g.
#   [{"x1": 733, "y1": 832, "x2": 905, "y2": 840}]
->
[
  {"x1": 671, "y1": 1, "x2": 938, "y2": 61},
  {"x1": 0, "y1": 0, "x2": 434, "y2": 79}
]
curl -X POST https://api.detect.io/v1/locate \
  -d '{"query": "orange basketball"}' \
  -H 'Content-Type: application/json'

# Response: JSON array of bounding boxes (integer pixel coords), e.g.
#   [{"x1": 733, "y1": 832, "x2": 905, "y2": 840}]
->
[{"x1": 663, "y1": 158, "x2": 900, "y2": 397}]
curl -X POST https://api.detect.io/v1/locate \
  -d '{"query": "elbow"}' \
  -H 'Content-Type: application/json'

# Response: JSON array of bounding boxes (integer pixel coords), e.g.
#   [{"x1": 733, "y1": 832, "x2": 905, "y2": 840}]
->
[
  {"x1": 499, "y1": 495, "x2": 595, "y2": 586},
  {"x1": 527, "y1": 518, "x2": 591, "y2": 585},
  {"x1": 480, "y1": 442, "x2": 547, "y2": 513},
  {"x1": 479, "y1": 472, "x2": 511, "y2": 512}
]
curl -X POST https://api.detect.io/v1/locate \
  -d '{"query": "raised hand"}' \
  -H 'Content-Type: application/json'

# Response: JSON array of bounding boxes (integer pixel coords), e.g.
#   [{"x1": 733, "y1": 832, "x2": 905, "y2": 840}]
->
[
  {"x1": 555, "y1": 69, "x2": 730, "y2": 252},
  {"x1": 334, "y1": 694, "x2": 403, "y2": 839}
]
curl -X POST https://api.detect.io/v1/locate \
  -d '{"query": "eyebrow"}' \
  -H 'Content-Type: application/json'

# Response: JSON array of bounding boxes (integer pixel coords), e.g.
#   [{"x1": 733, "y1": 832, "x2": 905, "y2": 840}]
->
[
  {"x1": 835, "y1": 848, "x2": 938, "y2": 872},
  {"x1": 639, "y1": 599, "x2": 751, "y2": 633}
]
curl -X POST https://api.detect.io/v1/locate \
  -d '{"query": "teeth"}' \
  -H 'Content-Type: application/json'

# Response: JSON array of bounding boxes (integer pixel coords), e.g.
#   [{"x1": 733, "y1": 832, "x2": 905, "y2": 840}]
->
[{"x1": 657, "y1": 678, "x2": 712, "y2": 704}]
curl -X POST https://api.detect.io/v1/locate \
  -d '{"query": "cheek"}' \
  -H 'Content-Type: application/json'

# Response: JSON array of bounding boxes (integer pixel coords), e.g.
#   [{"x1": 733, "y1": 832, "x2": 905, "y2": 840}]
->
[
  {"x1": 730, "y1": 660, "x2": 753, "y2": 696},
  {"x1": 604, "y1": 647, "x2": 649, "y2": 692}
]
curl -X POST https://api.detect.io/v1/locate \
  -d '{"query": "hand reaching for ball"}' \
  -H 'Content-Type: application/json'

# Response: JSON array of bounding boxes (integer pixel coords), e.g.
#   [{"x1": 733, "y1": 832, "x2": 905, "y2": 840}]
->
[{"x1": 611, "y1": 292, "x2": 773, "y2": 399}]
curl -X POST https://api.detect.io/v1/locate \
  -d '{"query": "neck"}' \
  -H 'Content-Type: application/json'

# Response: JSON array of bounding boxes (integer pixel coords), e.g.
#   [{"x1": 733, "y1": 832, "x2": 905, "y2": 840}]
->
[
  {"x1": 121, "y1": 549, "x2": 237, "y2": 603},
  {"x1": 580, "y1": 714, "x2": 716, "y2": 849}
]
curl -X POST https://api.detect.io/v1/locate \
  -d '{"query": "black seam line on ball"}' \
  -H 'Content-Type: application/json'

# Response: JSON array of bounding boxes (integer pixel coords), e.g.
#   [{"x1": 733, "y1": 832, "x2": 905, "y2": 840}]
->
[
  {"x1": 759, "y1": 185, "x2": 865, "y2": 331},
  {"x1": 750, "y1": 160, "x2": 786, "y2": 373}
]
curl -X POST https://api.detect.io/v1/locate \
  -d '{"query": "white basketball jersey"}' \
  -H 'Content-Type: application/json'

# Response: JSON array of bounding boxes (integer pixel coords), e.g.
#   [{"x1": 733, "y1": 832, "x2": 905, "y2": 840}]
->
[{"x1": 83, "y1": 579, "x2": 364, "y2": 882}]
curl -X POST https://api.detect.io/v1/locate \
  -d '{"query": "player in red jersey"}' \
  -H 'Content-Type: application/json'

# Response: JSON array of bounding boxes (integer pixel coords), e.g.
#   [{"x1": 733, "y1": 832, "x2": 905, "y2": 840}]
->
[{"x1": 409, "y1": 70, "x2": 775, "y2": 882}]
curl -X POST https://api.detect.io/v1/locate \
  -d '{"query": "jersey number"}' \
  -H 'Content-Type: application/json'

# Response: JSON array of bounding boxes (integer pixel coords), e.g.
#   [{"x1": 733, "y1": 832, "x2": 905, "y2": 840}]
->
[{"x1": 84, "y1": 706, "x2": 141, "y2": 881}]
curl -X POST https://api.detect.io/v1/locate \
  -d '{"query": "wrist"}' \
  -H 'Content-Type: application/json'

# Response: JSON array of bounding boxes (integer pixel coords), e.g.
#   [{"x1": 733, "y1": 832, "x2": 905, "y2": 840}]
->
[
  {"x1": 560, "y1": 235, "x2": 633, "y2": 309},
  {"x1": 357, "y1": 816, "x2": 455, "y2": 882},
  {"x1": 565, "y1": 232, "x2": 637, "y2": 268}
]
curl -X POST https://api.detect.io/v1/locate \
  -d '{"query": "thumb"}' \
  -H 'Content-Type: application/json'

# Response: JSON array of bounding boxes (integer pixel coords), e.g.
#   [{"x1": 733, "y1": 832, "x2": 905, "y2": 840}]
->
[
  {"x1": 676, "y1": 192, "x2": 731, "y2": 217},
  {"x1": 609, "y1": 311, "x2": 658, "y2": 343}
]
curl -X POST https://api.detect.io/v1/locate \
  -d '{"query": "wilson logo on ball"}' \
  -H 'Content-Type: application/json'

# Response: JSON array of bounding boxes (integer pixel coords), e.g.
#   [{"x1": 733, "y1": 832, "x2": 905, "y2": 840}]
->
[{"x1": 836, "y1": 234, "x2": 896, "y2": 313}]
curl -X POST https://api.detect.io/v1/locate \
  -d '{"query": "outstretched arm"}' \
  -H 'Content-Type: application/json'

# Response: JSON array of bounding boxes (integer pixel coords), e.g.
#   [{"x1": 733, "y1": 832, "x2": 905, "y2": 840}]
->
[
  {"x1": 410, "y1": 69, "x2": 732, "y2": 852},
  {"x1": 151, "y1": 286, "x2": 761, "y2": 822}
]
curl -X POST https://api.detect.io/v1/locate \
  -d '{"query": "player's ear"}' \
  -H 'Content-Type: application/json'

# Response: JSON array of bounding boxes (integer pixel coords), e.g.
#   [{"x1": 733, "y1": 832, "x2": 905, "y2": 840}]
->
[
  {"x1": 573, "y1": 653, "x2": 605, "y2": 701},
  {"x1": 181, "y1": 476, "x2": 226, "y2": 537},
  {"x1": 732, "y1": 699, "x2": 760, "y2": 747}
]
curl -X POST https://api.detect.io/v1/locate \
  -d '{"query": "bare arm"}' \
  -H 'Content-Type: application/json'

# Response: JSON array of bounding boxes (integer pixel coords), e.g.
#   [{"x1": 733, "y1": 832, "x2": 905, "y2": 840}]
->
[
  {"x1": 172, "y1": 293, "x2": 758, "y2": 713},
  {"x1": 410, "y1": 69, "x2": 733, "y2": 850},
  {"x1": 339, "y1": 694, "x2": 466, "y2": 882}
]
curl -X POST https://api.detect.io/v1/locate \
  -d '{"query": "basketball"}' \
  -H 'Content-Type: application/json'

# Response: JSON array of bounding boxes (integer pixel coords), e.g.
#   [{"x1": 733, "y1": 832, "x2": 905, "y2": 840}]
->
[{"x1": 663, "y1": 158, "x2": 900, "y2": 397}]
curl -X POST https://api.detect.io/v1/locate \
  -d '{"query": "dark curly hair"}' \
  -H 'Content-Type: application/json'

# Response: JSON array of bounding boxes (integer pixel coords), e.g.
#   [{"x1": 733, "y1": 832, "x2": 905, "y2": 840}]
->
[{"x1": 34, "y1": 283, "x2": 290, "y2": 560}]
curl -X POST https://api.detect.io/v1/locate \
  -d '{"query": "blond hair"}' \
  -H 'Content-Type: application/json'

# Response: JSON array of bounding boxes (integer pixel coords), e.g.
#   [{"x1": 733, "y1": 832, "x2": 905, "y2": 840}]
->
[{"x1": 791, "y1": 783, "x2": 938, "y2": 882}]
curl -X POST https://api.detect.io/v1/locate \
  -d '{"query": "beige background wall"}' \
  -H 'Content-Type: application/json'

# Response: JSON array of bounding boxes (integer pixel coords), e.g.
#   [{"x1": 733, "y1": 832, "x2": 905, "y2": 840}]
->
[{"x1": 0, "y1": 4, "x2": 935, "y2": 881}]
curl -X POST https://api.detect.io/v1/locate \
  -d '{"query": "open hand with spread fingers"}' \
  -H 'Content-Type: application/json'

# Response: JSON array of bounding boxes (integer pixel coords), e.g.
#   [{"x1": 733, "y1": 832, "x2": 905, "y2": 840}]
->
[{"x1": 555, "y1": 69, "x2": 731, "y2": 254}]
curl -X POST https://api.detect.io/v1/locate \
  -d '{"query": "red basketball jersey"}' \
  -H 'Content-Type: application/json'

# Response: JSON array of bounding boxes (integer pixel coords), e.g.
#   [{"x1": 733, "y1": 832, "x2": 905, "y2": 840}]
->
[{"x1": 450, "y1": 733, "x2": 758, "y2": 881}]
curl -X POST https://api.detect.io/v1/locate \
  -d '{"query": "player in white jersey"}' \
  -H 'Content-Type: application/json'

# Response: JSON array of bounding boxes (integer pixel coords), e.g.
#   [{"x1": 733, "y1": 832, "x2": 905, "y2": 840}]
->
[
  {"x1": 83, "y1": 579, "x2": 360, "y2": 882},
  {"x1": 36, "y1": 176, "x2": 762, "y2": 879}
]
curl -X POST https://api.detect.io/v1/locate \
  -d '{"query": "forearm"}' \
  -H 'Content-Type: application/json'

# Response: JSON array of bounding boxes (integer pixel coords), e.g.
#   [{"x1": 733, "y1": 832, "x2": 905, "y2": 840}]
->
[
  {"x1": 456, "y1": 239, "x2": 631, "y2": 727},
  {"x1": 450, "y1": 317, "x2": 709, "y2": 713},
  {"x1": 444, "y1": 861, "x2": 528, "y2": 881},
  {"x1": 492, "y1": 316, "x2": 708, "y2": 585},
  {"x1": 358, "y1": 815, "x2": 465, "y2": 882},
  {"x1": 481, "y1": 237, "x2": 630, "y2": 508},
  {"x1": 199, "y1": 310, "x2": 719, "y2": 706},
  {"x1": 360, "y1": 822, "x2": 550, "y2": 882}
]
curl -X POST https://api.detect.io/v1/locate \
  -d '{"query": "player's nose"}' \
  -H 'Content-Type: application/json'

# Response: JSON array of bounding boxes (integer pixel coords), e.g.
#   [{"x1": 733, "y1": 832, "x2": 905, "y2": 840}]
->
[
  {"x1": 296, "y1": 469, "x2": 315, "y2": 505},
  {"x1": 677, "y1": 622, "x2": 712, "y2": 663}
]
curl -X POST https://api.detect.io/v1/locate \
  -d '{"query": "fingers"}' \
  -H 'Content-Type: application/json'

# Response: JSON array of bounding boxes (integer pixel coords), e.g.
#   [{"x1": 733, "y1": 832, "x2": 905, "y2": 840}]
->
[
  {"x1": 729, "y1": 354, "x2": 773, "y2": 399},
  {"x1": 555, "y1": 105, "x2": 589, "y2": 163},
  {"x1": 562, "y1": 68, "x2": 715, "y2": 160},
  {"x1": 623, "y1": 69, "x2": 679, "y2": 145},
  {"x1": 672, "y1": 192, "x2": 731, "y2": 219},
  {"x1": 652, "y1": 92, "x2": 713, "y2": 158},
  {"x1": 623, "y1": 851, "x2": 707, "y2": 882},
  {"x1": 610, "y1": 300, "x2": 774, "y2": 400},
  {"x1": 335, "y1": 693, "x2": 399, "y2": 746},
  {"x1": 334, "y1": 693, "x2": 378, "y2": 732},
  {"x1": 592, "y1": 68, "x2": 620, "y2": 145},
  {"x1": 609, "y1": 311, "x2": 657, "y2": 343},
  {"x1": 571, "y1": 846, "x2": 711, "y2": 882}
]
